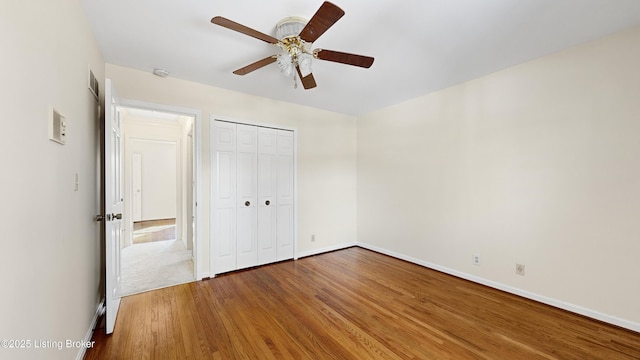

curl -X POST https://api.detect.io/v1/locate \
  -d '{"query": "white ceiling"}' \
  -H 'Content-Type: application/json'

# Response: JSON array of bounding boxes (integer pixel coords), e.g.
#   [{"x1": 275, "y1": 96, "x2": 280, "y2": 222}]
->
[{"x1": 81, "y1": 0, "x2": 640, "y2": 115}]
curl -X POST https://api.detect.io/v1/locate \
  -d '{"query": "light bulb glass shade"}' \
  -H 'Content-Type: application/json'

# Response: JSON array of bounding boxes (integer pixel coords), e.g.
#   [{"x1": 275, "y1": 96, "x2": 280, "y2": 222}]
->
[
  {"x1": 298, "y1": 53, "x2": 313, "y2": 77},
  {"x1": 276, "y1": 17, "x2": 307, "y2": 40},
  {"x1": 276, "y1": 54, "x2": 294, "y2": 77}
]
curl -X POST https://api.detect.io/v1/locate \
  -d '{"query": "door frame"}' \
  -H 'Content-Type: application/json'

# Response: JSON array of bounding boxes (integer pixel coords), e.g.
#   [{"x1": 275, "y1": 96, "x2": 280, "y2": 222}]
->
[
  {"x1": 121, "y1": 98, "x2": 203, "y2": 280},
  {"x1": 209, "y1": 115, "x2": 299, "y2": 276}
]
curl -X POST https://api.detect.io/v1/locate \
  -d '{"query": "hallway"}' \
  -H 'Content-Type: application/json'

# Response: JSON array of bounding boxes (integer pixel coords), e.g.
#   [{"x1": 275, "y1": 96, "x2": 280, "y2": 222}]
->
[{"x1": 121, "y1": 233, "x2": 194, "y2": 295}]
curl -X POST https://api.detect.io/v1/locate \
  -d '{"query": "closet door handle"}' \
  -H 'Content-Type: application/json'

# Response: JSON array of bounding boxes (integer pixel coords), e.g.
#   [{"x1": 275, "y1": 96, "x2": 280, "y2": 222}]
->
[
  {"x1": 245, "y1": 201, "x2": 251, "y2": 207},
  {"x1": 265, "y1": 200, "x2": 270, "y2": 206}
]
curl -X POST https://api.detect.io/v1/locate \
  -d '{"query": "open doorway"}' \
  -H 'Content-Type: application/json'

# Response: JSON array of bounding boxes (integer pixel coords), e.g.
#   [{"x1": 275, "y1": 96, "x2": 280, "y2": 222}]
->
[{"x1": 119, "y1": 107, "x2": 196, "y2": 295}]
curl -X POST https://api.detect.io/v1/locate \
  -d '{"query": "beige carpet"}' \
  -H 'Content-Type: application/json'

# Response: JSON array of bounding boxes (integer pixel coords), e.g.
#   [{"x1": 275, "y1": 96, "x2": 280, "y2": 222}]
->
[{"x1": 121, "y1": 239, "x2": 194, "y2": 296}]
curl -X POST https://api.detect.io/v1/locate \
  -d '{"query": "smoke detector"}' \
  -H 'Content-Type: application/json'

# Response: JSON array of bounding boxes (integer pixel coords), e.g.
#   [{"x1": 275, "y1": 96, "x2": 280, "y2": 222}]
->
[{"x1": 152, "y1": 68, "x2": 170, "y2": 77}]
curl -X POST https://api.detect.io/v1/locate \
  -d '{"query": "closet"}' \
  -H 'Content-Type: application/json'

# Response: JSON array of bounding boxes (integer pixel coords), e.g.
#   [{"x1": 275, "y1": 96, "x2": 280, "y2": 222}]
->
[{"x1": 211, "y1": 120, "x2": 294, "y2": 274}]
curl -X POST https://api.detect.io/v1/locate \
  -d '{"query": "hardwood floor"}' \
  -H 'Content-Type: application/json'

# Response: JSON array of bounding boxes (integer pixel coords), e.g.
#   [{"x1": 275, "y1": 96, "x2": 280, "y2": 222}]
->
[{"x1": 84, "y1": 247, "x2": 640, "y2": 359}]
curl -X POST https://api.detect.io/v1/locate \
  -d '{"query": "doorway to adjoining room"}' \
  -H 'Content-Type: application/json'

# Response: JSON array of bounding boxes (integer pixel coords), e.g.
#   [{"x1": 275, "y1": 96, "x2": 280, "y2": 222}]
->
[{"x1": 119, "y1": 107, "x2": 196, "y2": 295}]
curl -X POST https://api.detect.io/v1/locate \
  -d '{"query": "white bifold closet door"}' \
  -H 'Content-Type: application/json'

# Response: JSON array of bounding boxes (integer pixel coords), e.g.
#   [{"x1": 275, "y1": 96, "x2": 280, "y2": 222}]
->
[
  {"x1": 236, "y1": 124, "x2": 258, "y2": 269},
  {"x1": 212, "y1": 120, "x2": 294, "y2": 274},
  {"x1": 257, "y1": 127, "x2": 277, "y2": 265},
  {"x1": 275, "y1": 129, "x2": 294, "y2": 261}
]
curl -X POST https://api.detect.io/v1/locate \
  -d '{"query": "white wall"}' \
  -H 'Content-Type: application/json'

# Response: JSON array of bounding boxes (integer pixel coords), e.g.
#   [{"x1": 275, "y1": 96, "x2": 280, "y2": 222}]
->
[
  {"x1": 129, "y1": 140, "x2": 177, "y2": 221},
  {"x1": 122, "y1": 115, "x2": 189, "y2": 248},
  {"x1": 357, "y1": 26, "x2": 640, "y2": 330},
  {"x1": 107, "y1": 64, "x2": 358, "y2": 278},
  {"x1": 0, "y1": 1, "x2": 105, "y2": 359}
]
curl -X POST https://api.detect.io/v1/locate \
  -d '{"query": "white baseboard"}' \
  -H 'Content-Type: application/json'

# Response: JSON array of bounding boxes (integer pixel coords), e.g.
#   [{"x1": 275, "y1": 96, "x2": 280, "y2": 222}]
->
[
  {"x1": 296, "y1": 241, "x2": 357, "y2": 259},
  {"x1": 76, "y1": 300, "x2": 104, "y2": 360},
  {"x1": 357, "y1": 243, "x2": 640, "y2": 334}
]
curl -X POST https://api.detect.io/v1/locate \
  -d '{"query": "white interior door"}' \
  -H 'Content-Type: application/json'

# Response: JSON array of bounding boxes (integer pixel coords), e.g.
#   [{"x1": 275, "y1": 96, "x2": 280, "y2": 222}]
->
[
  {"x1": 236, "y1": 124, "x2": 258, "y2": 269},
  {"x1": 212, "y1": 121, "x2": 237, "y2": 273},
  {"x1": 277, "y1": 130, "x2": 295, "y2": 260},
  {"x1": 258, "y1": 127, "x2": 277, "y2": 265},
  {"x1": 105, "y1": 79, "x2": 123, "y2": 334}
]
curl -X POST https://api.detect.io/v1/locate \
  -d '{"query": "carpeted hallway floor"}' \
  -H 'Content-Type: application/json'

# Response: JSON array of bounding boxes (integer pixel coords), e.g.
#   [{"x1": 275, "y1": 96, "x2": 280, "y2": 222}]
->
[{"x1": 121, "y1": 239, "x2": 194, "y2": 296}]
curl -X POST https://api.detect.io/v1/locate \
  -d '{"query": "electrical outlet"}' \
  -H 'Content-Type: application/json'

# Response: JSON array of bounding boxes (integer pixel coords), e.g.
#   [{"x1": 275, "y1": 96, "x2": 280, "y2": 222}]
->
[
  {"x1": 516, "y1": 264, "x2": 525, "y2": 276},
  {"x1": 473, "y1": 254, "x2": 481, "y2": 266}
]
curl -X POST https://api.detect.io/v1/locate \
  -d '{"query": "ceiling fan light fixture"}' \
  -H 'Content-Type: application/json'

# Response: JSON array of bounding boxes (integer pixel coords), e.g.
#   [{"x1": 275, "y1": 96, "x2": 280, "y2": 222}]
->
[
  {"x1": 275, "y1": 17, "x2": 314, "y2": 83},
  {"x1": 211, "y1": 1, "x2": 374, "y2": 91}
]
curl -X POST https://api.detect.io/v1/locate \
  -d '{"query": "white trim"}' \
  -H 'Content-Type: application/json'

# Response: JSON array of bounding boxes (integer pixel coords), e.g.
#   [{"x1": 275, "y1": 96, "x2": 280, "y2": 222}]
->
[
  {"x1": 296, "y1": 242, "x2": 358, "y2": 259},
  {"x1": 357, "y1": 242, "x2": 640, "y2": 333},
  {"x1": 208, "y1": 119, "x2": 216, "y2": 275},
  {"x1": 119, "y1": 99, "x2": 199, "y2": 118},
  {"x1": 75, "y1": 301, "x2": 104, "y2": 360},
  {"x1": 293, "y1": 132, "x2": 298, "y2": 260},
  {"x1": 194, "y1": 110, "x2": 203, "y2": 280},
  {"x1": 119, "y1": 98, "x2": 203, "y2": 280}
]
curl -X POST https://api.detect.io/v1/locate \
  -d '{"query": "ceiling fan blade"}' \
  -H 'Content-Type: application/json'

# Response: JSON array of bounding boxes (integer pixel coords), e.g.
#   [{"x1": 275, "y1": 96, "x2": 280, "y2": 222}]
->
[
  {"x1": 299, "y1": 1, "x2": 345, "y2": 43},
  {"x1": 315, "y1": 49, "x2": 374, "y2": 68},
  {"x1": 233, "y1": 56, "x2": 278, "y2": 75},
  {"x1": 296, "y1": 65, "x2": 317, "y2": 90},
  {"x1": 211, "y1": 16, "x2": 279, "y2": 44}
]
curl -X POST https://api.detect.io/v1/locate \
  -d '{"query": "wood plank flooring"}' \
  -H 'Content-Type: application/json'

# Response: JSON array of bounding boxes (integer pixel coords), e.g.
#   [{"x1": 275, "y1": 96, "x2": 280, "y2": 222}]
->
[{"x1": 84, "y1": 247, "x2": 640, "y2": 359}]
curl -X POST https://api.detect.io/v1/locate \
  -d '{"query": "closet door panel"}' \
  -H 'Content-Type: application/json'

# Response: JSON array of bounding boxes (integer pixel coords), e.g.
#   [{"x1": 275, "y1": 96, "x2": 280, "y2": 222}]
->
[
  {"x1": 258, "y1": 127, "x2": 277, "y2": 265},
  {"x1": 276, "y1": 130, "x2": 295, "y2": 260},
  {"x1": 236, "y1": 124, "x2": 258, "y2": 269},
  {"x1": 213, "y1": 121, "x2": 237, "y2": 274}
]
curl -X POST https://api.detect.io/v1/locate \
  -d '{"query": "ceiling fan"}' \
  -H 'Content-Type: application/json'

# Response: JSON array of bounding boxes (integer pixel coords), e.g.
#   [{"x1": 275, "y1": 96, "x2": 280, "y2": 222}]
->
[{"x1": 211, "y1": 1, "x2": 374, "y2": 90}]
